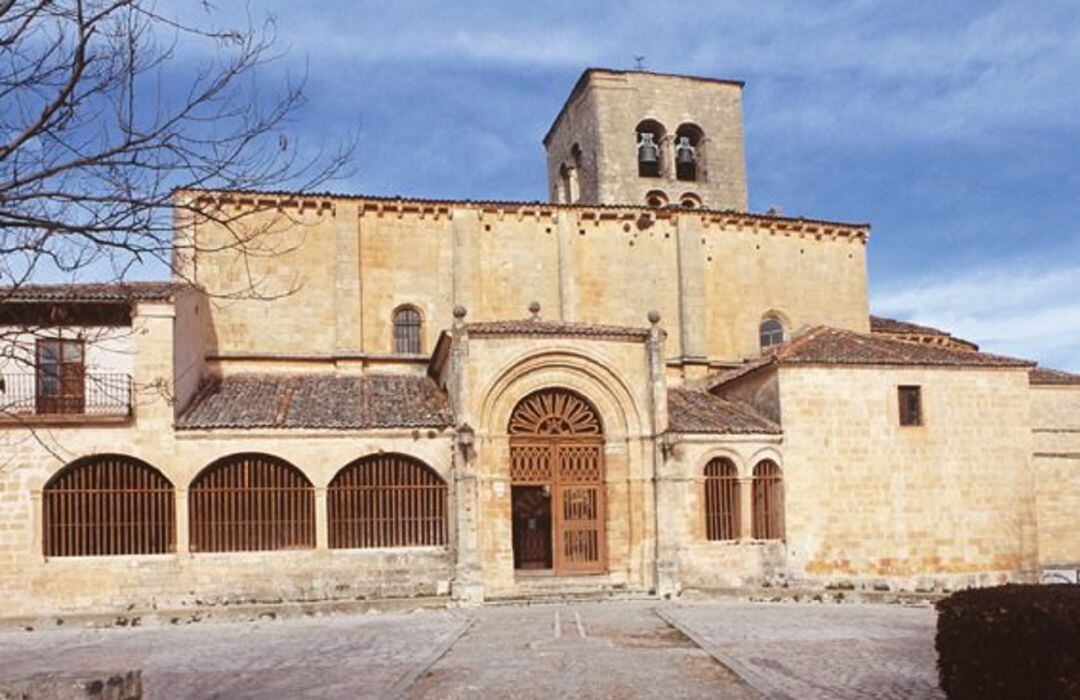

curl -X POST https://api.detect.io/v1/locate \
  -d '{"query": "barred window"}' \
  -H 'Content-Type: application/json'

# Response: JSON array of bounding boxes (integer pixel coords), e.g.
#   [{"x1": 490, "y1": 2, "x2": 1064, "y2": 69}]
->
[
  {"x1": 43, "y1": 455, "x2": 174, "y2": 557},
  {"x1": 704, "y1": 458, "x2": 739, "y2": 541},
  {"x1": 328, "y1": 454, "x2": 448, "y2": 549},
  {"x1": 189, "y1": 453, "x2": 314, "y2": 553},
  {"x1": 393, "y1": 306, "x2": 423, "y2": 354},
  {"x1": 752, "y1": 460, "x2": 784, "y2": 540}
]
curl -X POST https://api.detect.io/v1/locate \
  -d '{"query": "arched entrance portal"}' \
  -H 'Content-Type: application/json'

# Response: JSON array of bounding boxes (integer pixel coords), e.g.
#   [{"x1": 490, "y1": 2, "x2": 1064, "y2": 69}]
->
[{"x1": 509, "y1": 389, "x2": 606, "y2": 575}]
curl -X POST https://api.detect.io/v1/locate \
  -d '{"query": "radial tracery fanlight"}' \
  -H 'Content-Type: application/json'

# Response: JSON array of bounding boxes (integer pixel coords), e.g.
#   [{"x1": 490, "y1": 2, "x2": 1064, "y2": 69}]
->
[{"x1": 508, "y1": 389, "x2": 602, "y2": 436}]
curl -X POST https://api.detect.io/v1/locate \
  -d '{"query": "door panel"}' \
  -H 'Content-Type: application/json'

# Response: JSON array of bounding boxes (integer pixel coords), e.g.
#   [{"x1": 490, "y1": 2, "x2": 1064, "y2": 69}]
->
[{"x1": 554, "y1": 483, "x2": 604, "y2": 573}]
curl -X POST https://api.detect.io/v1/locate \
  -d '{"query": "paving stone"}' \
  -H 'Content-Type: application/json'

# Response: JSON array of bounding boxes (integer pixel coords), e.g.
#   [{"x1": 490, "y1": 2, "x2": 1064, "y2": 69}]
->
[{"x1": 661, "y1": 602, "x2": 943, "y2": 700}]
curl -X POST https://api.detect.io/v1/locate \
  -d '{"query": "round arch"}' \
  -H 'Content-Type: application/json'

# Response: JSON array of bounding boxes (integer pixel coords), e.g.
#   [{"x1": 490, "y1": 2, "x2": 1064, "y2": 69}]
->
[
  {"x1": 189, "y1": 452, "x2": 314, "y2": 553},
  {"x1": 479, "y1": 347, "x2": 645, "y2": 442},
  {"x1": 43, "y1": 454, "x2": 175, "y2": 557},
  {"x1": 328, "y1": 453, "x2": 448, "y2": 549}
]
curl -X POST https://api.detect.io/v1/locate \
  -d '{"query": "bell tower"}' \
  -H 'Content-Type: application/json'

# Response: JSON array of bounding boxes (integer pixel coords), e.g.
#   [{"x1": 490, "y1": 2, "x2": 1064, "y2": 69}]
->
[{"x1": 543, "y1": 69, "x2": 749, "y2": 211}]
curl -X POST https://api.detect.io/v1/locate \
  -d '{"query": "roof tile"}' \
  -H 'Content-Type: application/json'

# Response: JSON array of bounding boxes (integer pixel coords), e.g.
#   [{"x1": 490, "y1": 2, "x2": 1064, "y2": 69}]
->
[
  {"x1": 668, "y1": 389, "x2": 780, "y2": 434},
  {"x1": 177, "y1": 373, "x2": 453, "y2": 430}
]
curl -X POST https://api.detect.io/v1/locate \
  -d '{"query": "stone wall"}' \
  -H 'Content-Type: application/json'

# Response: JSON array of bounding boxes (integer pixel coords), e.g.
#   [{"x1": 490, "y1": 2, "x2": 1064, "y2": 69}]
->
[
  {"x1": 1030, "y1": 383, "x2": 1080, "y2": 567},
  {"x1": 184, "y1": 193, "x2": 868, "y2": 373},
  {"x1": 777, "y1": 365, "x2": 1038, "y2": 590},
  {"x1": 662, "y1": 435, "x2": 787, "y2": 591},
  {"x1": 0, "y1": 301, "x2": 457, "y2": 618}
]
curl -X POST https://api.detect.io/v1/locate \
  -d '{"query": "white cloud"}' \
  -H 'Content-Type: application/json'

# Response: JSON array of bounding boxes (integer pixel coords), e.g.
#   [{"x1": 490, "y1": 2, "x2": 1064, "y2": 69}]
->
[{"x1": 873, "y1": 262, "x2": 1080, "y2": 370}]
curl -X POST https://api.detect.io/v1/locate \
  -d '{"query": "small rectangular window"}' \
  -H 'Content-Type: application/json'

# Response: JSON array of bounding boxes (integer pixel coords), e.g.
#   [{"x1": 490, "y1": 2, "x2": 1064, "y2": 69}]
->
[{"x1": 898, "y1": 386, "x2": 922, "y2": 426}]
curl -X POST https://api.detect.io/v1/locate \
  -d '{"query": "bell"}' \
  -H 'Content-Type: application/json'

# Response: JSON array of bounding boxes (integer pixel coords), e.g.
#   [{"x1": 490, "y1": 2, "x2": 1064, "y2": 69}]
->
[
  {"x1": 638, "y1": 134, "x2": 659, "y2": 164},
  {"x1": 676, "y1": 137, "x2": 695, "y2": 165}
]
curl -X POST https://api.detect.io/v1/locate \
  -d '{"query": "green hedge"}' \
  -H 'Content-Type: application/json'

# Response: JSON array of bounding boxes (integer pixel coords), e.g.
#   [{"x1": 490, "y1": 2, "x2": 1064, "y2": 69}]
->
[{"x1": 935, "y1": 584, "x2": 1080, "y2": 699}]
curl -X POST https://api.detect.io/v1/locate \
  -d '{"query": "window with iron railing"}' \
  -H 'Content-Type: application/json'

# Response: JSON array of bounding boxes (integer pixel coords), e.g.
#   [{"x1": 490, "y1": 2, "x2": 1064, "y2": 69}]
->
[
  {"x1": 704, "y1": 457, "x2": 739, "y2": 541},
  {"x1": 0, "y1": 371, "x2": 131, "y2": 418},
  {"x1": 752, "y1": 460, "x2": 784, "y2": 540}
]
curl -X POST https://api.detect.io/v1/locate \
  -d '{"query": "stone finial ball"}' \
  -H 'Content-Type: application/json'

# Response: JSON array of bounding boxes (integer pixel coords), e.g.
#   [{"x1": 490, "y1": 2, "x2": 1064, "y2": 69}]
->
[
  {"x1": 528, "y1": 301, "x2": 541, "y2": 314},
  {"x1": 647, "y1": 310, "x2": 661, "y2": 324},
  {"x1": 452, "y1": 305, "x2": 467, "y2": 319}
]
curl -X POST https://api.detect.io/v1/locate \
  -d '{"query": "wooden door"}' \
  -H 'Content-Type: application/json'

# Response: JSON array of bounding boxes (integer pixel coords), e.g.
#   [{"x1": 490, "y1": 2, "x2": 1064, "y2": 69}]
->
[
  {"x1": 509, "y1": 389, "x2": 606, "y2": 576},
  {"x1": 36, "y1": 339, "x2": 85, "y2": 414}
]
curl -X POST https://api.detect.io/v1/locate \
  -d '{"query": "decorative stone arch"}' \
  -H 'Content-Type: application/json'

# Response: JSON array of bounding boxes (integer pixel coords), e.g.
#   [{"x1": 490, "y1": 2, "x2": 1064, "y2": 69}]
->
[
  {"x1": 476, "y1": 346, "x2": 649, "y2": 578},
  {"x1": 478, "y1": 347, "x2": 646, "y2": 443},
  {"x1": 747, "y1": 445, "x2": 784, "y2": 475},
  {"x1": 695, "y1": 447, "x2": 748, "y2": 479}
]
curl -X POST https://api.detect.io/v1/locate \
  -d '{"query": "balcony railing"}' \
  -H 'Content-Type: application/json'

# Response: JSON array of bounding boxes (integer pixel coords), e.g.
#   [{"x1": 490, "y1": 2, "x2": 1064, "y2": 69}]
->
[{"x1": 0, "y1": 372, "x2": 132, "y2": 420}]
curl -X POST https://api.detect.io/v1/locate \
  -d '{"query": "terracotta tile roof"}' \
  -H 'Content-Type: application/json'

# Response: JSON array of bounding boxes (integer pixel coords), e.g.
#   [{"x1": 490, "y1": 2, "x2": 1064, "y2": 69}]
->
[
  {"x1": 869, "y1": 315, "x2": 978, "y2": 351},
  {"x1": 869, "y1": 315, "x2": 951, "y2": 337},
  {"x1": 708, "y1": 326, "x2": 1033, "y2": 390},
  {"x1": 0, "y1": 281, "x2": 183, "y2": 303},
  {"x1": 1030, "y1": 367, "x2": 1080, "y2": 386},
  {"x1": 466, "y1": 319, "x2": 652, "y2": 340},
  {"x1": 668, "y1": 389, "x2": 780, "y2": 434},
  {"x1": 177, "y1": 374, "x2": 453, "y2": 430}
]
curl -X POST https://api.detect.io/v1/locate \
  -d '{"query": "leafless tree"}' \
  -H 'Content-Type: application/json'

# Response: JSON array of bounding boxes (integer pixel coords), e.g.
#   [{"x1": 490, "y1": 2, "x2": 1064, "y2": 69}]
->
[{"x1": 0, "y1": 0, "x2": 352, "y2": 437}]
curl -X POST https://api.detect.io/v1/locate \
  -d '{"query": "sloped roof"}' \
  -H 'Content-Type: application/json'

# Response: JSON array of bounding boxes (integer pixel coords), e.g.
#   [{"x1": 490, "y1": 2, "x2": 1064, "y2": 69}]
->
[
  {"x1": 1030, "y1": 366, "x2": 1080, "y2": 386},
  {"x1": 709, "y1": 326, "x2": 1033, "y2": 390},
  {"x1": 869, "y1": 315, "x2": 952, "y2": 337},
  {"x1": 869, "y1": 315, "x2": 978, "y2": 350},
  {"x1": 466, "y1": 319, "x2": 652, "y2": 340},
  {"x1": 0, "y1": 281, "x2": 182, "y2": 303},
  {"x1": 667, "y1": 389, "x2": 780, "y2": 434},
  {"x1": 177, "y1": 374, "x2": 453, "y2": 430}
]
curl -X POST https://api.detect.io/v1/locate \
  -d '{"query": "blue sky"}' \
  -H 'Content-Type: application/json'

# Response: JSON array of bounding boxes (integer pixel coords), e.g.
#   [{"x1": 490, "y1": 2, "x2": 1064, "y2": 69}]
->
[{"x1": 182, "y1": 2, "x2": 1080, "y2": 369}]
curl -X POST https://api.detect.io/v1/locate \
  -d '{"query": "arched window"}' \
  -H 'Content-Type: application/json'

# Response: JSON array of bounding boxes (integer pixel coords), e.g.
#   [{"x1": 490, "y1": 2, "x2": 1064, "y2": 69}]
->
[
  {"x1": 704, "y1": 457, "x2": 739, "y2": 541},
  {"x1": 568, "y1": 144, "x2": 583, "y2": 203},
  {"x1": 760, "y1": 315, "x2": 786, "y2": 350},
  {"x1": 328, "y1": 454, "x2": 448, "y2": 549},
  {"x1": 393, "y1": 305, "x2": 423, "y2": 354},
  {"x1": 636, "y1": 119, "x2": 666, "y2": 178},
  {"x1": 645, "y1": 190, "x2": 668, "y2": 208},
  {"x1": 189, "y1": 453, "x2": 314, "y2": 553},
  {"x1": 675, "y1": 123, "x2": 705, "y2": 182},
  {"x1": 752, "y1": 460, "x2": 783, "y2": 540},
  {"x1": 43, "y1": 455, "x2": 174, "y2": 557},
  {"x1": 679, "y1": 192, "x2": 702, "y2": 209}
]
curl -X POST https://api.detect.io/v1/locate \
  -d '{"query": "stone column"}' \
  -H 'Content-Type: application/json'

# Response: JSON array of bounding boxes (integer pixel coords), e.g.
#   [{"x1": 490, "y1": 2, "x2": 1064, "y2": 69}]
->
[
  {"x1": 175, "y1": 489, "x2": 190, "y2": 554},
  {"x1": 314, "y1": 487, "x2": 328, "y2": 550},
  {"x1": 647, "y1": 312, "x2": 680, "y2": 597},
  {"x1": 738, "y1": 477, "x2": 754, "y2": 541},
  {"x1": 448, "y1": 308, "x2": 484, "y2": 602}
]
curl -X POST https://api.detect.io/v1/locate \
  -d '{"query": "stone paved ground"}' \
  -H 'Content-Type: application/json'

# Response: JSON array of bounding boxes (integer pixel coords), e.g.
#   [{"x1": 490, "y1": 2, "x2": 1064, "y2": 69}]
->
[
  {"x1": 0, "y1": 600, "x2": 944, "y2": 699},
  {"x1": 0, "y1": 610, "x2": 469, "y2": 699},
  {"x1": 661, "y1": 601, "x2": 943, "y2": 700},
  {"x1": 405, "y1": 601, "x2": 755, "y2": 699}
]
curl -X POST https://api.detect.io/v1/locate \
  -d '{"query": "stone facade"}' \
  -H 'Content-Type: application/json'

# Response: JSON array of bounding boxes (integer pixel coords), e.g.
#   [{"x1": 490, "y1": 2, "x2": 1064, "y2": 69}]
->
[{"x1": 0, "y1": 68, "x2": 1076, "y2": 618}]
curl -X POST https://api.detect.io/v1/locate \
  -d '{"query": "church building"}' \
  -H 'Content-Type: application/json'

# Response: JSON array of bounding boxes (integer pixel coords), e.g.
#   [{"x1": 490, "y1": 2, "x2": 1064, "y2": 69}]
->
[{"x1": 1, "y1": 68, "x2": 1077, "y2": 616}]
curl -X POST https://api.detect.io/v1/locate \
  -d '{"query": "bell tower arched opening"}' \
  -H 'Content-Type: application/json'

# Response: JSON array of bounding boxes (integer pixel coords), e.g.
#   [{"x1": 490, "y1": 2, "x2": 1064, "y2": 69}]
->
[{"x1": 508, "y1": 388, "x2": 607, "y2": 575}]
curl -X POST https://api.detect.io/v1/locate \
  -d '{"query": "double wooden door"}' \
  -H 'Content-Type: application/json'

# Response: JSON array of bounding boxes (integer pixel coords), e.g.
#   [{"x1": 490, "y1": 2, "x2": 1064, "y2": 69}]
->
[{"x1": 510, "y1": 438, "x2": 606, "y2": 575}]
